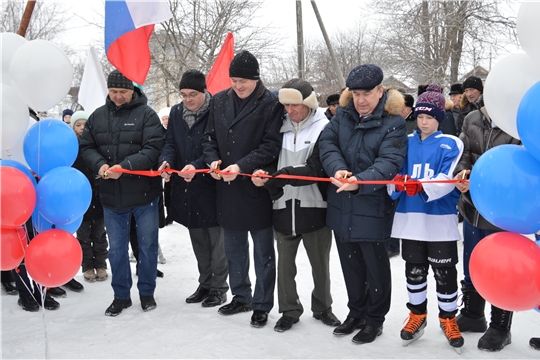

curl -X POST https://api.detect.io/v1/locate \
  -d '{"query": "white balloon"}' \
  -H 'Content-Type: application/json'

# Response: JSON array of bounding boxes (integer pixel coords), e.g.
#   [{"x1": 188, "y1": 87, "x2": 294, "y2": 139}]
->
[
  {"x1": 483, "y1": 53, "x2": 540, "y2": 140},
  {"x1": 1, "y1": 33, "x2": 27, "y2": 85},
  {"x1": 1, "y1": 83, "x2": 30, "y2": 150},
  {"x1": 517, "y1": 2, "x2": 540, "y2": 65},
  {"x1": 1, "y1": 116, "x2": 36, "y2": 166},
  {"x1": 9, "y1": 40, "x2": 73, "y2": 111}
]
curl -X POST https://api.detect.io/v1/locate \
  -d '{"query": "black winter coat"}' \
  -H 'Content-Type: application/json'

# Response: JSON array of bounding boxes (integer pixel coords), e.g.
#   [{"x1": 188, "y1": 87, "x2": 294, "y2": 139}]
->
[
  {"x1": 202, "y1": 82, "x2": 284, "y2": 231},
  {"x1": 319, "y1": 89, "x2": 408, "y2": 242},
  {"x1": 454, "y1": 105, "x2": 521, "y2": 231},
  {"x1": 80, "y1": 89, "x2": 164, "y2": 210},
  {"x1": 159, "y1": 102, "x2": 218, "y2": 229},
  {"x1": 73, "y1": 138, "x2": 103, "y2": 221}
]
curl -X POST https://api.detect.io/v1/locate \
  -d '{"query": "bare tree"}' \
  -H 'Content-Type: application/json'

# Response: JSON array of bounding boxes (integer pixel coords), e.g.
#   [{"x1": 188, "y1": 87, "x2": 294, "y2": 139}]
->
[{"x1": 369, "y1": 0, "x2": 517, "y2": 88}]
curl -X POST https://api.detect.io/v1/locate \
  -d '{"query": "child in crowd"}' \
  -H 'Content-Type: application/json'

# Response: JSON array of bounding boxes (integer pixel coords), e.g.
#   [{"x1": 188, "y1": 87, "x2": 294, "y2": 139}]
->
[
  {"x1": 387, "y1": 85, "x2": 465, "y2": 352},
  {"x1": 71, "y1": 111, "x2": 109, "y2": 282}
]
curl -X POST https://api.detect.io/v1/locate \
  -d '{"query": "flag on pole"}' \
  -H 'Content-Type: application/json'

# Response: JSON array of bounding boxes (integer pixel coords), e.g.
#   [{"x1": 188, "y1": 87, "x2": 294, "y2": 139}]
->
[
  {"x1": 78, "y1": 47, "x2": 108, "y2": 115},
  {"x1": 105, "y1": 0, "x2": 172, "y2": 84},
  {"x1": 206, "y1": 32, "x2": 234, "y2": 95}
]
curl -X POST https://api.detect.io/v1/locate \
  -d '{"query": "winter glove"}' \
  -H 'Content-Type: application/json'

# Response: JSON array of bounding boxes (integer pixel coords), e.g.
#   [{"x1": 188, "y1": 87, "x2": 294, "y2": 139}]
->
[
  {"x1": 393, "y1": 174, "x2": 406, "y2": 192},
  {"x1": 405, "y1": 179, "x2": 423, "y2": 197},
  {"x1": 264, "y1": 168, "x2": 292, "y2": 200}
]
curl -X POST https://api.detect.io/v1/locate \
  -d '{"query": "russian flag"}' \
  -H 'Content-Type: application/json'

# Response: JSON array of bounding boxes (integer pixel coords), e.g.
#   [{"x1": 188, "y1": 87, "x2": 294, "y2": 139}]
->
[{"x1": 105, "y1": 0, "x2": 172, "y2": 85}]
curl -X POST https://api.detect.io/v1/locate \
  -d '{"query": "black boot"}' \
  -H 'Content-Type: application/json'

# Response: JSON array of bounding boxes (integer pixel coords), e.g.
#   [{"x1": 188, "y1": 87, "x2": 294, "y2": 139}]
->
[
  {"x1": 456, "y1": 283, "x2": 487, "y2": 332},
  {"x1": 478, "y1": 306, "x2": 513, "y2": 351}
]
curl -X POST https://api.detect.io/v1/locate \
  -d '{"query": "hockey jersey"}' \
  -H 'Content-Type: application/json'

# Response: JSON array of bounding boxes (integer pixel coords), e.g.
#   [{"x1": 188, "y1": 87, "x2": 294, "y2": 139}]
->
[{"x1": 388, "y1": 130, "x2": 464, "y2": 241}]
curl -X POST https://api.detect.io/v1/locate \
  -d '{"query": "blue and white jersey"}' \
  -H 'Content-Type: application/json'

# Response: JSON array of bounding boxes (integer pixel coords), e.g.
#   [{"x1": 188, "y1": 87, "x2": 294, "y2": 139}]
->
[{"x1": 388, "y1": 130, "x2": 464, "y2": 241}]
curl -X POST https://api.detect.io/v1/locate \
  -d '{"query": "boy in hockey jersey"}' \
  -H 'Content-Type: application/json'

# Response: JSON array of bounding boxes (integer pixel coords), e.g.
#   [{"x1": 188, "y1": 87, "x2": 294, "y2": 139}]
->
[{"x1": 387, "y1": 85, "x2": 465, "y2": 352}]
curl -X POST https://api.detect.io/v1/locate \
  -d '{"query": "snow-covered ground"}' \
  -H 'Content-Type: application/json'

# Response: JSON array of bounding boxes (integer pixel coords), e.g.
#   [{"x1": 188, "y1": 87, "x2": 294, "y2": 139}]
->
[{"x1": 2, "y1": 222, "x2": 540, "y2": 359}]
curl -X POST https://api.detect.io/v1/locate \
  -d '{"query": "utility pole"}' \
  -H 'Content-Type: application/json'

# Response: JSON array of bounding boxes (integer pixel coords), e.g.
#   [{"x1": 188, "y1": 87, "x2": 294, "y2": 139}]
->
[
  {"x1": 17, "y1": 0, "x2": 36, "y2": 38},
  {"x1": 310, "y1": 0, "x2": 345, "y2": 89},
  {"x1": 296, "y1": 0, "x2": 305, "y2": 79}
]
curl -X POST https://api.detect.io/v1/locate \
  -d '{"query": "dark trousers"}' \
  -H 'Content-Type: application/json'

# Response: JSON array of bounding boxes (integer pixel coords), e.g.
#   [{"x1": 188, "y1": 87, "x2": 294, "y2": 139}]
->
[
  {"x1": 189, "y1": 226, "x2": 229, "y2": 293},
  {"x1": 77, "y1": 217, "x2": 108, "y2": 272},
  {"x1": 334, "y1": 235, "x2": 391, "y2": 328},
  {"x1": 462, "y1": 220, "x2": 497, "y2": 287}
]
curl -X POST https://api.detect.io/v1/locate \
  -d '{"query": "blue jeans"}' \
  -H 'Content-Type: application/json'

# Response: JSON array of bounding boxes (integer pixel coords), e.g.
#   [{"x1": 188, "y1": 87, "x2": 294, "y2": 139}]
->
[
  {"x1": 223, "y1": 227, "x2": 275, "y2": 312},
  {"x1": 103, "y1": 197, "x2": 159, "y2": 300},
  {"x1": 462, "y1": 219, "x2": 497, "y2": 287}
]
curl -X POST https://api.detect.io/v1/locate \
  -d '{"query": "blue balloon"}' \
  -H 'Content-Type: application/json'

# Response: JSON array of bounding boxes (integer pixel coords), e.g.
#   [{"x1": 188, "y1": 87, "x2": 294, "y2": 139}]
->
[
  {"x1": 518, "y1": 81, "x2": 540, "y2": 164},
  {"x1": 36, "y1": 166, "x2": 91, "y2": 225},
  {"x1": 23, "y1": 119, "x2": 78, "y2": 177},
  {"x1": 32, "y1": 206, "x2": 83, "y2": 234},
  {"x1": 470, "y1": 144, "x2": 540, "y2": 234},
  {"x1": 0, "y1": 159, "x2": 37, "y2": 187}
]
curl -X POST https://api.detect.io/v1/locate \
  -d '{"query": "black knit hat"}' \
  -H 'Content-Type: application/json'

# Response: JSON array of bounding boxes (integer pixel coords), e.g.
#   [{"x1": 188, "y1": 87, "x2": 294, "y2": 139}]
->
[
  {"x1": 279, "y1": 78, "x2": 318, "y2": 110},
  {"x1": 414, "y1": 84, "x2": 446, "y2": 123},
  {"x1": 179, "y1": 69, "x2": 206, "y2": 92},
  {"x1": 463, "y1": 76, "x2": 483, "y2": 93},
  {"x1": 326, "y1": 94, "x2": 340, "y2": 106},
  {"x1": 449, "y1": 83, "x2": 463, "y2": 95},
  {"x1": 107, "y1": 70, "x2": 134, "y2": 90},
  {"x1": 229, "y1": 50, "x2": 260, "y2": 80},
  {"x1": 346, "y1": 64, "x2": 383, "y2": 91}
]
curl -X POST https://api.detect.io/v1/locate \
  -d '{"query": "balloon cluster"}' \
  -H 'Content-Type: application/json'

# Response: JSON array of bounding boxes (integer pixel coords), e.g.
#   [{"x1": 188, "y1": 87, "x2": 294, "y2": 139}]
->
[
  {"x1": 1, "y1": 33, "x2": 87, "y2": 287},
  {"x1": 468, "y1": 3, "x2": 540, "y2": 312}
]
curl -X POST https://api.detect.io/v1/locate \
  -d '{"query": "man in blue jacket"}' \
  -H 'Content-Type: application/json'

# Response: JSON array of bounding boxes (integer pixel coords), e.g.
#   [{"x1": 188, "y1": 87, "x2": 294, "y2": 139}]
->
[
  {"x1": 319, "y1": 64, "x2": 408, "y2": 344},
  {"x1": 80, "y1": 70, "x2": 164, "y2": 317},
  {"x1": 159, "y1": 70, "x2": 228, "y2": 308}
]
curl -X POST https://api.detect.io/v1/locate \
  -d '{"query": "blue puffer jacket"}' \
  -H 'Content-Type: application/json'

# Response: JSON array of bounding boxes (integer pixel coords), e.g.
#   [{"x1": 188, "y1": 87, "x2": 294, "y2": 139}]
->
[
  {"x1": 159, "y1": 100, "x2": 219, "y2": 229},
  {"x1": 319, "y1": 88, "x2": 408, "y2": 242}
]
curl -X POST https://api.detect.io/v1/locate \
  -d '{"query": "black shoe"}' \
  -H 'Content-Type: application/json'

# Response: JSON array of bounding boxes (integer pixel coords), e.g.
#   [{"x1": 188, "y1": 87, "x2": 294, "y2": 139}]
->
[
  {"x1": 186, "y1": 286, "x2": 210, "y2": 303},
  {"x1": 478, "y1": 327, "x2": 511, "y2": 351},
  {"x1": 333, "y1": 317, "x2": 366, "y2": 336},
  {"x1": 2, "y1": 282, "x2": 18, "y2": 295},
  {"x1": 530, "y1": 337, "x2": 540, "y2": 350},
  {"x1": 157, "y1": 269, "x2": 164, "y2": 278},
  {"x1": 250, "y1": 310, "x2": 268, "y2": 328},
  {"x1": 140, "y1": 295, "x2": 157, "y2": 312},
  {"x1": 456, "y1": 312, "x2": 487, "y2": 333},
  {"x1": 274, "y1": 315, "x2": 299, "y2": 332},
  {"x1": 47, "y1": 287, "x2": 66, "y2": 298},
  {"x1": 63, "y1": 278, "x2": 84, "y2": 292},
  {"x1": 218, "y1": 300, "x2": 252, "y2": 316},
  {"x1": 42, "y1": 293, "x2": 60, "y2": 310},
  {"x1": 201, "y1": 291, "x2": 226, "y2": 308},
  {"x1": 18, "y1": 294, "x2": 39, "y2": 312},
  {"x1": 351, "y1": 325, "x2": 383, "y2": 344},
  {"x1": 165, "y1": 216, "x2": 173, "y2": 226},
  {"x1": 313, "y1": 311, "x2": 341, "y2": 326},
  {"x1": 105, "y1": 298, "x2": 132, "y2": 317}
]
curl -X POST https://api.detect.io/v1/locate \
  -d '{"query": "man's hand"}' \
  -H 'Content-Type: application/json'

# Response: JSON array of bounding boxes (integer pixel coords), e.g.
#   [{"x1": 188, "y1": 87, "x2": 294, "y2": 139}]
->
[
  {"x1": 221, "y1": 164, "x2": 240, "y2": 182},
  {"x1": 251, "y1": 169, "x2": 269, "y2": 187},
  {"x1": 180, "y1": 164, "x2": 196, "y2": 182},
  {"x1": 454, "y1": 169, "x2": 470, "y2": 193},
  {"x1": 331, "y1": 170, "x2": 358, "y2": 193},
  {"x1": 98, "y1": 164, "x2": 110, "y2": 179},
  {"x1": 159, "y1": 161, "x2": 171, "y2": 182},
  {"x1": 209, "y1": 160, "x2": 222, "y2": 180},
  {"x1": 106, "y1": 164, "x2": 123, "y2": 179}
]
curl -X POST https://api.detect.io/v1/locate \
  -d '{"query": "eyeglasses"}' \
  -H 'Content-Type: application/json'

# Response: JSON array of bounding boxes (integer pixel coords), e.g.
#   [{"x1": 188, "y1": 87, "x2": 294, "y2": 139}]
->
[{"x1": 180, "y1": 91, "x2": 200, "y2": 100}]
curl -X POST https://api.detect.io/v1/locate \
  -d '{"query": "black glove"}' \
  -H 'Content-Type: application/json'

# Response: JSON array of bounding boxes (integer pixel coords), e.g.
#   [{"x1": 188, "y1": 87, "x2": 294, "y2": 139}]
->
[{"x1": 264, "y1": 167, "x2": 291, "y2": 200}]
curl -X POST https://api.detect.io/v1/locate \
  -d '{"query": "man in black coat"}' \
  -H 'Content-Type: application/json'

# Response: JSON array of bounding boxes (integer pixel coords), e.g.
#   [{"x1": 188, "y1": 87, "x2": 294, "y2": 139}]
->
[
  {"x1": 80, "y1": 70, "x2": 164, "y2": 317},
  {"x1": 202, "y1": 50, "x2": 284, "y2": 328},
  {"x1": 159, "y1": 70, "x2": 228, "y2": 308}
]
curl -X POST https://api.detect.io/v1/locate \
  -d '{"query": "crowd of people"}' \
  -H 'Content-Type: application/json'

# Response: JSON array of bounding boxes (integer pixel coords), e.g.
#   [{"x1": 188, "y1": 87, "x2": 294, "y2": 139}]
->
[{"x1": 3, "y1": 52, "x2": 540, "y2": 353}]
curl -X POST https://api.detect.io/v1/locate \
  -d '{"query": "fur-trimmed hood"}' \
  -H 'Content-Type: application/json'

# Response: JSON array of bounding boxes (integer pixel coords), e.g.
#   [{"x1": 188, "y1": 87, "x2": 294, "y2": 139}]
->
[
  {"x1": 339, "y1": 87, "x2": 405, "y2": 116},
  {"x1": 445, "y1": 98, "x2": 454, "y2": 111}
]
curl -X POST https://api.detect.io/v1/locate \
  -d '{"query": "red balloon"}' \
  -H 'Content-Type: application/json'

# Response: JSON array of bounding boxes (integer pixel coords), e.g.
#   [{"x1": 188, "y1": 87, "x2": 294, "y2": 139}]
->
[
  {"x1": 25, "y1": 229, "x2": 82, "y2": 287},
  {"x1": 1, "y1": 167, "x2": 36, "y2": 228},
  {"x1": 470, "y1": 232, "x2": 540, "y2": 311},
  {"x1": 0, "y1": 227, "x2": 27, "y2": 270}
]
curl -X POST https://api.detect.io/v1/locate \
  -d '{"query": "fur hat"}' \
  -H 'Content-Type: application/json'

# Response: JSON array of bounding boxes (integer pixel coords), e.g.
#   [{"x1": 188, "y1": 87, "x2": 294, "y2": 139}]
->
[
  {"x1": 414, "y1": 84, "x2": 446, "y2": 123},
  {"x1": 229, "y1": 50, "x2": 260, "y2": 80},
  {"x1": 279, "y1": 78, "x2": 318, "y2": 110},
  {"x1": 179, "y1": 69, "x2": 206, "y2": 92},
  {"x1": 346, "y1": 64, "x2": 383, "y2": 91},
  {"x1": 449, "y1": 83, "x2": 463, "y2": 95},
  {"x1": 403, "y1": 94, "x2": 414, "y2": 108},
  {"x1": 70, "y1": 110, "x2": 89, "y2": 129},
  {"x1": 62, "y1": 109, "x2": 74, "y2": 119},
  {"x1": 107, "y1": 70, "x2": 134, "y2": 90},
  {"x1": 463, "y1": 76, "x2": 483, "y2": 93},
  {"x1": 326, "y1": 94, "x2": 340, "y2": 106}
]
